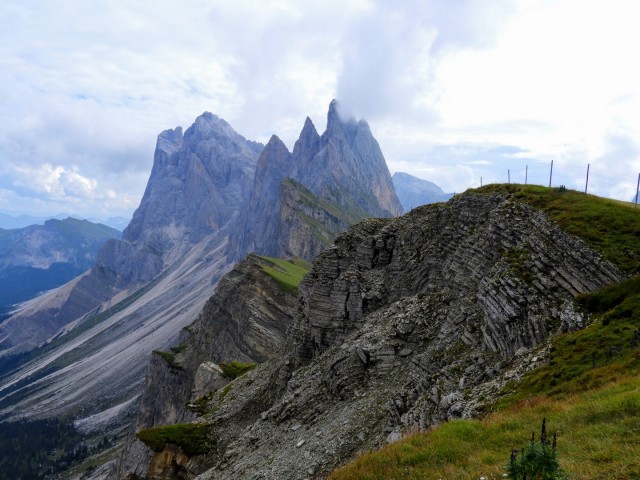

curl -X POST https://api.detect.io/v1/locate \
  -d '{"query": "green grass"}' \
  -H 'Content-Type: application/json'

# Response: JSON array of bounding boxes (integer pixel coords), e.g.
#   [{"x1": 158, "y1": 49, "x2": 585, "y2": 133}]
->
[
  {"x1": 328, "y1": 274, "x2": 640, "y2": 479},
  {"x1": 499, "y1": 274, "x2": 640, "y2": 404},
  {"x1": 219, "y1": 360, "x2": 257, "y2": 379},
  {"x1": 257, "y1": 256, "x2": 311, "y2": 293},
  {"x1": 136, "y1": 423, "x2": 214, "y2": 456},
  {"x1": 473, "y1": 184, "x2": 640, "y2": 274},
  {"x1": 282, "y1": 178, "x2": 370, "y2": 226}
]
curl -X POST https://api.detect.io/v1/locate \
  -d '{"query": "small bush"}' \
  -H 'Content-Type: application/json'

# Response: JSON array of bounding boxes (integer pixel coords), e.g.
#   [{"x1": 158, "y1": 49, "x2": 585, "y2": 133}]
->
[
  {"x1": 136, "y1": 423, "x2": 214, "y2": 456},
  {"x1": 219, "y1": 360, "x2": 256, "y2": 379},
  {"x1": 507, "y1": 418, "x2": 568, "y2": 480}
]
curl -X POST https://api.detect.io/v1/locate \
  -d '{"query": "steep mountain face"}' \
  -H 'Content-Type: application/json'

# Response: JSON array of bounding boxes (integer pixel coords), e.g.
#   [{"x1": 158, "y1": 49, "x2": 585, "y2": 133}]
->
[
  {"x1": 392, "y1": 171, "x2": 453, "y2": 210},
  {"x1": 233, "y1": 100, "x2": 402, "y2": 262},
  {"x1": 124, "y1": 114, "x2": 262, "y2": 258},
  {"x1": 0, "y1": 100, "x2": 403, "y2": 471},
  {"x1": 0, "y1": 219, "x2": 120, "y2": 344},
  {"x1": 121, "y1": 192, "x2": 621, "y2": 480},
  {"x1": 0, "y1": 114, "x2": 261, "y2": 359},
  {"x1": 118, "y1": 254, "x2": 304, "y2": 478},
  {"x1": 0, "y1": 113, "x2": 262, "y2": 426}
]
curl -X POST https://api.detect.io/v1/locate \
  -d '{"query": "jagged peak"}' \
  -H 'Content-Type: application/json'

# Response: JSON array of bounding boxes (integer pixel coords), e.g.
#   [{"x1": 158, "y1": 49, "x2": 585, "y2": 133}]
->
[
  {"x1": 155, "y1": 127, "x2": 183, "y2": 155},
  {"x1": 263, "y1": 134, "x2": 290, "y2": 154},
  {"x1": 301, "y1": 116, "x2": 319, "y2": 140},
  {"x1": 195, "y1": 111, "x2": 226, "y2": 125},
  {"x1": 326, "y1": 99, "x2": 359, "y2": 137},
  {"x1": 292, "y1": 117, "x2": 320, "y2": 158}
]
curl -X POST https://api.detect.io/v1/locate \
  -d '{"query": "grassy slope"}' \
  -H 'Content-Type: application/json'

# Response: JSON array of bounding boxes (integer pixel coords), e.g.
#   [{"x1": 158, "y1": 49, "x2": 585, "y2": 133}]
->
[
  {"x1": 473, "y1": 184, "x2": 640, "y2": 274},
  {"x1": 257, "y1": 255, "x2": 311, "y2": 293},
  {"x1": 329, "y1": 186, "x2": 640, "y2": 480}
]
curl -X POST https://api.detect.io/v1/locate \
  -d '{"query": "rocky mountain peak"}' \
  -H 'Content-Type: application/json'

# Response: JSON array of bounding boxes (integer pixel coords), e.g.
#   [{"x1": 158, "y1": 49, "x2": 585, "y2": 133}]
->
[
  {"x1": 123, "y1": 114, "x2": 261, "y2": 253},
  {"x1": 292, "y1": 117, "x2": 320, "y2": 159},
  {"x1": 155, "y1": 127, "x2": 183, "y2": 156},
  {"x1": 325, "y1": 98, "x2": 357, "y2": 138}
]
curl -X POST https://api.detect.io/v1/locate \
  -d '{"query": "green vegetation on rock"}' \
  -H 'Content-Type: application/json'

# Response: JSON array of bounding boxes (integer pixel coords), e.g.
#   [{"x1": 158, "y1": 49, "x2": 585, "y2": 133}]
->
[
  {"x1": 136, "y1": 423, "x2": 214, "y2": 456},
  {"x1": 258, "y1": 255, "x2": 311, "y2": 293},
  {"x1": 153, "y1": 343, "x2": 188, "y2": 370},
  {"x1": 219, "y1": 360, "x2": 257, "y2": 379},
  {"x1": 474, "y1": 184, "x2": 640, "y2": 273}
]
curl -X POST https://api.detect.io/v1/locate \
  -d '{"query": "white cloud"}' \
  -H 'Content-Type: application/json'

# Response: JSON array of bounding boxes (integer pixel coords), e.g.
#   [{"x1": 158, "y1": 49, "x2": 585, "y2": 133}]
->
[{"x1": 0, "y1": 0, "x2": 639, "y2": 221}]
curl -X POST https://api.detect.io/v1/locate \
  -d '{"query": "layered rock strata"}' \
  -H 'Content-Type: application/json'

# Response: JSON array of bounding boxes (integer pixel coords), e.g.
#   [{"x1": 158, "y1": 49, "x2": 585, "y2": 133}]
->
[
  {"x1": 118, "y1": 254, "x2": 304, "y2": 478},
  {"x1": 124, "y1": 192, "x2": 621, "y2": 480}
]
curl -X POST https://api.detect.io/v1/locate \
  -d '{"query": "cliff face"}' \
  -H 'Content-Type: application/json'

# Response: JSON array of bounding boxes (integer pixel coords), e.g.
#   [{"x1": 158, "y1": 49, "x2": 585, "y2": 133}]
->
[
  {"x1": 118, "y1": 254, "x2": 305, "y2": 479},
  {"x1": 0, "y1": 115, "x2": 262, "y2": 359},
  {"x1": 124, "y1": 192, "x2": 621, "y2": 480},
  {"x1": 232, "y1": 100, "x2": 403, "y2": 262},
  {"x1": 124, "y1": 114, "x2": 261, "y2": 257}
]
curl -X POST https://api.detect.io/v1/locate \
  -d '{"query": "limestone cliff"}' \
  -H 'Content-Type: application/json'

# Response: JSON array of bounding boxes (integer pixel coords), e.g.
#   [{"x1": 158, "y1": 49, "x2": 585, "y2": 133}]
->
[
  {"x1": 232, "y1": 100, "x2": 403, "y2": 262},
  {"x1": 117, "y1": 254, "x2": 306, "y2": 479},
  {"x1": 123, "y1": 191, "x2": 621, "y2": 479}
]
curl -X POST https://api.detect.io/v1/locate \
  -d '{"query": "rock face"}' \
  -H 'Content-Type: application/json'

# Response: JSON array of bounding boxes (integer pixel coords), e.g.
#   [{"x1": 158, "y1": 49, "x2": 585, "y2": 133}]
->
[
  {"x1": 0, "y1": 113, "x2": 263, "y2": 426},
  {"x1": 233, "y1": 100, "x2": 403, "y2": 262},
  {"x1": 392, "y1": 171, "x2": 453, "y2": 210},
  {"x1": 118, "y1": 254, "x2": 304, "y2": 479},
  {"x1": 122, "y1": 192, "x2": 621, "y2": 480},
  {"x1": 124, "y1": 115, "x2": 262, "y2": 257}
]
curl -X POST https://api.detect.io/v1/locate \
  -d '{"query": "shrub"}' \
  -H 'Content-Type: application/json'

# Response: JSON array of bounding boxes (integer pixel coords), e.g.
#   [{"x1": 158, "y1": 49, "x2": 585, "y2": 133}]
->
[
  {"x1": 219, "y1": 360, "x2": 256, "y2": 379},
  {"x1": 136, "y1": 423, "x2": 214, "y2": 456},
  {"x1": 507, "y1": 418, "x2": 568, "y2": 480}
]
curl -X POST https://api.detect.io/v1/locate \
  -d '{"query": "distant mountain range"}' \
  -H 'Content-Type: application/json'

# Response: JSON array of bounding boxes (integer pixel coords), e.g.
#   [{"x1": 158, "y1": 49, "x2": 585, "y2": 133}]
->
[
  {"x1": 0, "y1": 218, "x2": 120, "y2": 317},
  {"x1": 392, "y1": 171, "x2": 453, "y2": 210},
  {"x1": 0, "y1": 213, "x2": 130, "y2": 231}
]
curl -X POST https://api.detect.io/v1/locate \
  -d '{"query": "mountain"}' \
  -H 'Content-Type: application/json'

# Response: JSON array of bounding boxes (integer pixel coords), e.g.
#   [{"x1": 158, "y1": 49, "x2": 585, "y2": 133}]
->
[
  {"x1": 0, "y1": 213, "x2": 77, "y2": 229},
  {"x1": 0, "y1": 100, "x2": 404, "y2": 471},
  {"x1": 0, "y1": 213, "x2": 129, "y2": 231},
  {"x1": 118, "y1": 187, "x2": 629, "y2": 479},
  {"x1": 0, "y1": 218, "x2": 120, "y2": 316},
  {"x1": 232, "y1": 101, "x2": 402, "y2": 261},
  {"x1": 392, "y1": 171, "x2": 453, "y2": 210}
]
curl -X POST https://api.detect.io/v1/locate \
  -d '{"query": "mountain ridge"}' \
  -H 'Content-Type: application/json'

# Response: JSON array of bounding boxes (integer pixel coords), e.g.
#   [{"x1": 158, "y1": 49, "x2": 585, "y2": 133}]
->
[
  {"x1": 0, "y1": 100, "x2": 406, "y2": 467},
  {"x1": 117, "y1": 187, "x2": 626, "y2": 479}
]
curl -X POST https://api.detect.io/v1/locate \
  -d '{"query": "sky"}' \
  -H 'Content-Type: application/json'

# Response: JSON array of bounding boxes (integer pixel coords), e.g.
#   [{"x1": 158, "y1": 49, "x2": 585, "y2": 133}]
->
[{"x1": 1, "y1": 0, "x2": 639, "y2": 221}]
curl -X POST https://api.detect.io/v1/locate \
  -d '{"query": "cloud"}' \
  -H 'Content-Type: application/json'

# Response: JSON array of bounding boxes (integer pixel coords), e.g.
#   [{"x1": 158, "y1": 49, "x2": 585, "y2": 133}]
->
[
  {"x1": 1, "y1": 0, "x2": 639, "y2": 220},
  {"x1": 334, "y1": 0, "x2": 513, "y2": 122}
]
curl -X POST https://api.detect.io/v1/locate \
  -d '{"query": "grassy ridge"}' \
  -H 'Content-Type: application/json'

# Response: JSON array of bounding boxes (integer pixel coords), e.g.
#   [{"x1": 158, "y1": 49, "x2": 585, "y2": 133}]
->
[
  {"x1": 329, "y1": 187, "x2": 640, "y2": 480},
  {"x1": 257, "y1": 256, "x2": 311, "y2": 293},
  {"x1": 473, "y1": 184, "x2": 640, "y2": 273}
]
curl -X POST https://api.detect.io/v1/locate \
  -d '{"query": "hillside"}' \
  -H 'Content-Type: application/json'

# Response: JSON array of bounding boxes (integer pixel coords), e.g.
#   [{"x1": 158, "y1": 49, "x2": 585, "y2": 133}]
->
[
  {"x1": 328, "y1": 185, "x2": 640, "y2": 479},
  {"x1": 0, "y1": 218, "x2": 120, "y2": 319},
  {"x1": 118, "y1": 186, "x2": 631, "y2": 480}
]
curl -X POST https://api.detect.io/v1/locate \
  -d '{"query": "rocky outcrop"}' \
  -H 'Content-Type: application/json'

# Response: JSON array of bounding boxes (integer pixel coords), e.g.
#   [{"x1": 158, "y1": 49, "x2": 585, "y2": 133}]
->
[
  {"x1": 124, "y1": 114, "x2": 262, "y2": 258},
  {"x1": 232, "y1": 100, "x2": 403, "y2": 262},
  {"x1": 392, "y1": 171, "x2": 453, "y2": 210},
  {"x1": 118, "y1": 254, "x2": 305, "y2": 479},
  {"x1": 126, "y1": 192, "x2": 621, "y2": 480}
]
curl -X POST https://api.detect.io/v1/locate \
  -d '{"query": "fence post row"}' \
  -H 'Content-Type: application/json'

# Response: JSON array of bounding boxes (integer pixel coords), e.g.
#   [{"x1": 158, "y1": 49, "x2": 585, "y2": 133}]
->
[{"x1": 476, "y1": 163, "x2": 640, "y2": 206}]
